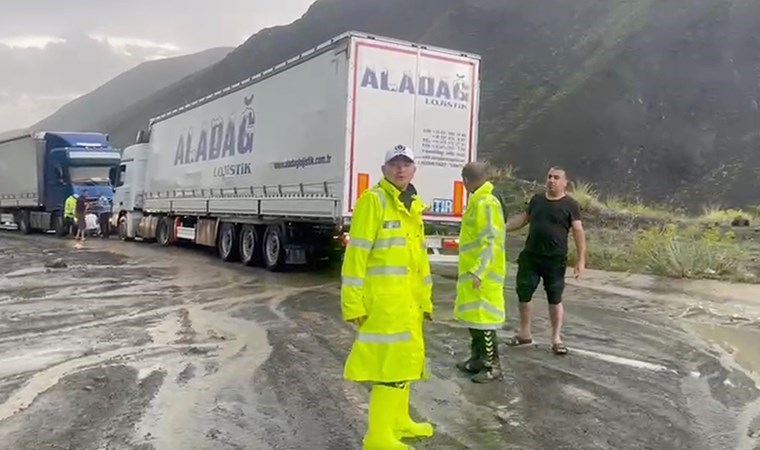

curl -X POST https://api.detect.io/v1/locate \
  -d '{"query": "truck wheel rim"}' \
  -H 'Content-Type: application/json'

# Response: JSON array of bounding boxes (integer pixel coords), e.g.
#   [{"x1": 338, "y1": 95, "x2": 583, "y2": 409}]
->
[
  {"x1": 242, "y1": 229, "x2": 254, "y2": 260},
  {"x1": 266, "y1": 232, "x2": 279, "y2": 264},
  {"x1": 222, "y1": 228, "x2": 233, "y2": 255}
]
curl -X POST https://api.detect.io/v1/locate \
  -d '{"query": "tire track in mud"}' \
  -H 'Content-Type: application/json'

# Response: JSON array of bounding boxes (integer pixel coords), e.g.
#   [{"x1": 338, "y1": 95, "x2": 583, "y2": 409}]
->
[{"x1": 0, "y1": 234, "x2": 338, "y2": 449}]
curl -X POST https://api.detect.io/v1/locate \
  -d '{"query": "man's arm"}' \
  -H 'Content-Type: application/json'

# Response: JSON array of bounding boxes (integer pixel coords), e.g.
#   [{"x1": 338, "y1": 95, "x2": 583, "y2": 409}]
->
[
  {"x1": 470, "y1": 200, "x2": 502, "y2": 283},
  {"x1": 572, "y1": 220, "x2": 586, "y2": 264},
  {"x1": 569, "y1": 199, "x2": 586, "y2": 276},
  {"x1": 505, "y1": 211, "x2": 528, "y2": 232},
  {"x1": 340, "y1": 192, "x2": 381, "y2": 323}
]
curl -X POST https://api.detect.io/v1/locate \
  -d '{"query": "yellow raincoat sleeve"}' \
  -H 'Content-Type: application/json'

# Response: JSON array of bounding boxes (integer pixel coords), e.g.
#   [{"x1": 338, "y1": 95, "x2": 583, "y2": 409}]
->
[
  {"x1": 340, "y1": 191, "x2": 382, "y2": 321},
  {"x1": 469, "y1": 198, "x2": 504, "y2": 279}
]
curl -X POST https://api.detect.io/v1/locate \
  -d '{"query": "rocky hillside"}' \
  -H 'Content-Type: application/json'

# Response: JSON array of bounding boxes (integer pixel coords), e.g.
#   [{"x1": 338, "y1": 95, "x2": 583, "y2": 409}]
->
[
  {"x1": 95, "y1": 0, "x2": 760, "y2": 208},
  {"x1": 36, "y1": 47, "x2": 231, "y2": 133}
]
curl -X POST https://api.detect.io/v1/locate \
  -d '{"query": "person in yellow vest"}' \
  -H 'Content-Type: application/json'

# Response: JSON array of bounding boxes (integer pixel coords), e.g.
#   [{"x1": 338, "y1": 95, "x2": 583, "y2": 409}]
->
[
  {"x1": 454, "y1": 161, "x2": 507, "y2": 383},
  {"x1": 341, "y1": 144, "x2": 434, "y2": 450},
  {"x1": 63, "y1": 193, "x2": 78, "y2": 236}
]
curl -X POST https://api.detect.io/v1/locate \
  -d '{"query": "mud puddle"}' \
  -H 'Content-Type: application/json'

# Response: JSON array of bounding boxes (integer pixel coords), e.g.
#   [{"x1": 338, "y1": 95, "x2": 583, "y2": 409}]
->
[{"x1": 691, "y1": 324, "x2": 760, "y2": 378}]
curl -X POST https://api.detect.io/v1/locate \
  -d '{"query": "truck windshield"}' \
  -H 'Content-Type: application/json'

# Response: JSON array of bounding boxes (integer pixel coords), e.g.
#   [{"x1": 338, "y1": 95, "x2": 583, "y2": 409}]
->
[{"x1": 70, "y1": 166, "x2": 112, "y2": 186}]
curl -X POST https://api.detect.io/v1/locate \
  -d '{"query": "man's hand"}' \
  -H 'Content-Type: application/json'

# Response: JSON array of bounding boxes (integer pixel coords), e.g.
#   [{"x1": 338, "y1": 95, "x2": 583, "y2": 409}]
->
[
  {"x1": 471, "y1": 273, "x2": 481, "y2": 289},
  {"x1": 350, "y1": 316, "x2": 367, "y2": 327},
  {"x1": 574, "y1": 258, "x2": 586, "y2": 279}
]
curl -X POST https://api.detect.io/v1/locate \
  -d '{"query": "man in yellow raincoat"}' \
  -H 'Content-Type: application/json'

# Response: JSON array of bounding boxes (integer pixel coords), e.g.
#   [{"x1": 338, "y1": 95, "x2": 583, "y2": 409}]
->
[
  {"x1": 63, "y1": 193, "x2": 78, "y2": 236},
  {"x1": 341, "y1": 144, "x2": 434, "y2": 450},
  {"x1": 454, "y1": 162, "x2": 507, "y2": 383}
]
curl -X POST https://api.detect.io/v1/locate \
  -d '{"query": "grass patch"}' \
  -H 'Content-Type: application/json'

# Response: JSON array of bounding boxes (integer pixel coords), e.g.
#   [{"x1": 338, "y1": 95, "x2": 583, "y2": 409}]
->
[
  {"x1": 699, "y1": 205, "x2": 753, "y2": 225},
  {"x1": 568, "y1": 224, "x2": 757, "y2": 282}
]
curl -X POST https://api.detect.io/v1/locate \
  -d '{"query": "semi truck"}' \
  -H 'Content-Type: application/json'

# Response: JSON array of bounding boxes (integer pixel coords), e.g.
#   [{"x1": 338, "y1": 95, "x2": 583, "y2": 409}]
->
[
  {"x1": 113, "y1": 31, "x2": 480, "y2": 271},
  {"x1": 0, "y1": 130, "x2": 122, "y2": 235}
]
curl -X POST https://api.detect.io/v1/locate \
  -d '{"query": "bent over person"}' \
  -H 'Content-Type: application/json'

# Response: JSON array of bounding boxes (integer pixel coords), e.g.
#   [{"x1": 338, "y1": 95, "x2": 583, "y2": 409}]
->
[
  {"x1": 341, "y1": 144, "x2": 434, "y2": 450},
  {"x1": 454, "y1": 162, "x2": 507, "y2": 383}
]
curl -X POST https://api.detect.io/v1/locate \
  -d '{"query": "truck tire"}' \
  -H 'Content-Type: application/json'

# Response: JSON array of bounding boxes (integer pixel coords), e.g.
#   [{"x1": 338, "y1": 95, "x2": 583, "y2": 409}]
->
[
  {"x1": 53, "y1": 214, "x2": 67, "y2": 237},
  {"x1": 239, "y1": 224, "x2": 263, "y2": 267},
  {"x1": 156, "y1": 217, "x2": 173, "y2": 247},
  {"x1": 263, "y1": 224, "x2": 287, "y2": 272},
  {"x1": 118, "y1": 217, "x2": 132, "y2": 241},
  {"x1": 218, "y1": 222, "x2": 239, "y2": 262}
]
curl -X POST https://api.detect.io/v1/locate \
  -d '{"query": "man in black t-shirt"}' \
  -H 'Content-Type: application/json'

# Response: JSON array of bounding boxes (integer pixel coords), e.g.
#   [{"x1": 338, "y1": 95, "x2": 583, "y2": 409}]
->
[{"x1": 505, "y1": 166, "x2": 587, "y2": 355}]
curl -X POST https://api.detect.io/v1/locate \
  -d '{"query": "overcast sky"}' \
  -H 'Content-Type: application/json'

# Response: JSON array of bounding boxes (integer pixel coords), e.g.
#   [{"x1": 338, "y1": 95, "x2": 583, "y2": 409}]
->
[{"x1": 0, "y1": 0, "x2": 317, "y2": 132}]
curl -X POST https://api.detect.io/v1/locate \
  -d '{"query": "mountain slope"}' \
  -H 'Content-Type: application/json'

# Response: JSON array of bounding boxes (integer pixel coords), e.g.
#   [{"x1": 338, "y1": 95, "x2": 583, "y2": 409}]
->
[
  {"x1": 99, "y1": 0, "x2": 760, "y2": 208},
  {"x1": 36, "y1": 47, "x2": 231, "y2": 132}
]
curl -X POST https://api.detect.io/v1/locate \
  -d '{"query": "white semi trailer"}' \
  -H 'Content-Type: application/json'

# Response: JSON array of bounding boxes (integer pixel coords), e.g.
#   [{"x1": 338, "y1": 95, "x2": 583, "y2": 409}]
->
[{"x1": 113, "y1": 31, "x2": 480, "y2": 271}]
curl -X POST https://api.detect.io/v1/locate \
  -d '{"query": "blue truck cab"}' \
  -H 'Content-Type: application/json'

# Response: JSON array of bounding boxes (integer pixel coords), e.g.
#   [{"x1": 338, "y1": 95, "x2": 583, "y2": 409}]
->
[
  {"x1": 42, "y1": 132, "x2": 121, "y2": 216},
  {"x1": 0, "y1": 130, "x2": 122, "y2": 235}
]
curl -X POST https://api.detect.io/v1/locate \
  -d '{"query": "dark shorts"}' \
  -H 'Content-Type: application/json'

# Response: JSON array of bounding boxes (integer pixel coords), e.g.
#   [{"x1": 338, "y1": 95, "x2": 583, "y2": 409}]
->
[
  {"x1": 76, "y1": 213, "x2": 86, "y2": 231},
  {"x1": 515, "y1": 251, "x2": 567, "y2": 305}
]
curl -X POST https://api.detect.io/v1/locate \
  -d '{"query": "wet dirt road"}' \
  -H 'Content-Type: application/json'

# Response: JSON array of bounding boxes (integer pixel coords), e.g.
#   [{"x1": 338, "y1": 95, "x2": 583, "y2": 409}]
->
[{"x1": 0, "y1": 233, "x2": 759, "y2": 450}]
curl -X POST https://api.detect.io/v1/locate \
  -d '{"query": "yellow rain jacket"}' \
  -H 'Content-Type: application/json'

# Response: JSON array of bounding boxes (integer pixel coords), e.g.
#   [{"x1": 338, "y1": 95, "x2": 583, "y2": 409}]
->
[
  {"x1": 455, "y1": 181, "x2": 507, "y2": 330},
  {"x1": 341, "y1": 178, "x2": 433, "y2": 383},
  {"x1": 64, "y1": 195, "x2": 77, "y2": 220}
]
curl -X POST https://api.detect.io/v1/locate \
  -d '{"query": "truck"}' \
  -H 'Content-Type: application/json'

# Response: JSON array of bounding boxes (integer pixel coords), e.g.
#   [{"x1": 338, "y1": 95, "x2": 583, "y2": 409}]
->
[
  {"x1": 0, "y1": 130, "x2": 122, "y2": 235},
  {"x1": 113, "y1": 31, "x2": 480, "y2": 271}
]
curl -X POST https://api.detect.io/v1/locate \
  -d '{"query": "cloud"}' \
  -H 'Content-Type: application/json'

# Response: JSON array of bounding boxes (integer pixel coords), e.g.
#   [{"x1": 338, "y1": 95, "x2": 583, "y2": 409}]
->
[
  {"x1": 88, "y1": 34, "x2": 181, "y2": 59},
  {"x1": 0, "y1": 0, "x2": 318, "y2": 131},
  {"x1": 0, "y1": 36, "x2": 66, "y2": 49}
]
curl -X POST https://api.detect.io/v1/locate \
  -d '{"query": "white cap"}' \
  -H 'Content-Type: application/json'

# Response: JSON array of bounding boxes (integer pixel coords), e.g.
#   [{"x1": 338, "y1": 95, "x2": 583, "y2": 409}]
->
[{"x1": 384, "y1": 144, "x2": 415, "y2": 163}]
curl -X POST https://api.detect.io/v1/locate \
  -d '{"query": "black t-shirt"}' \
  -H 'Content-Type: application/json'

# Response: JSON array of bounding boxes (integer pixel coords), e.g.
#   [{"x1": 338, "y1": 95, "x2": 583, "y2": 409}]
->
[
  {"x1": 523, "y1": 194, "x2": 581, "y2": 257},
  {"x1": 75, "y1": 196, "x2": 86, "y2": 215}
]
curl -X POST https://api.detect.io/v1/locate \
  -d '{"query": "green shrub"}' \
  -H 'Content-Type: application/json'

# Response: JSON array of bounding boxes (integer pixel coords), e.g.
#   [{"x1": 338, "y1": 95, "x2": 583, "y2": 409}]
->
[
  {"x1": 568, "y1": 180, "x2": 606, "y2": 212},
  {"x1": 567, "y1": 229, "x2": 632, "y2": 272},
  {"x1": 699, "y1": 205, "x2": 752, "y2": 225},
  {"x1": 603, "y1": 195, "x2": 677, "y2": 219},
  {"x1": 630, "y1": 224, "x2": 747, "y2": 279}
]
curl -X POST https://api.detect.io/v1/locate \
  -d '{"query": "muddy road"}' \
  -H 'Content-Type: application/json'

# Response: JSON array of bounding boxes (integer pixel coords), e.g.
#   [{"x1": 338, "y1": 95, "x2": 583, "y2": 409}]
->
[{"x1": 0, "y1": 233, "x2": 759, "y2": 450}]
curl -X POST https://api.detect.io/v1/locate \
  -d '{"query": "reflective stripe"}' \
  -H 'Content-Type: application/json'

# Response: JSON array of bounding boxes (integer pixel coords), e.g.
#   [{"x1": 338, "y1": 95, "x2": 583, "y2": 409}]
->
[
  {"x1": 456, "y1": 319, "x2": 502, "y2": 330},
  {"x1": 456, "y1": 301, "x2": 505, "y2": 318},
  {"x1": 487, "y1": 272, "x2": 503, "y2": 284},
  {"x1": 383, "y1": 220, "x2": 401, "y2": 229},
  {"x1": 473, "y1": 203, "x2": 496, "y2": 278},
  {"x1": 367, "y1": 266, "x2": 408, "y2": 275},
  {"x1": 371, "y1": 189, "x2": 387, "y2": 209},
  {"x1": 357, "y1": 331, "x2": 411, "y2": 343},
  {"x1": 342, "y1": 276, "x2": 364, "y2": 287},
  {"x1": 423, "y1": 275, "x2": 432, "y2": 285},
  {"x1": 374, "y1": 237, "x2": 406, "y2": 248},
  {"x1": 459, "y1": 241, "x2": 479, "y2": 253},
  {"x1": 348, "y1": 238, "x2": 372, "y2": 249}
]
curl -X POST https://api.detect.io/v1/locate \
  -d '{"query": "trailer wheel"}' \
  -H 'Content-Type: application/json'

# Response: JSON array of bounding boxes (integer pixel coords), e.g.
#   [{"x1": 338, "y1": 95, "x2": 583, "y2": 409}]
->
[
  {"x1": 156, "y1": 217, "x2": 173, "y2": 247},
  {"x1": 263, "y1": 225, "x2": 286, "y2": 271},
  {"x1": 218, "y1": 222, "x2": 239, "y2": 262},
  {"x1": 239, "y1": 224, "x2": 263, "y2": 267}
]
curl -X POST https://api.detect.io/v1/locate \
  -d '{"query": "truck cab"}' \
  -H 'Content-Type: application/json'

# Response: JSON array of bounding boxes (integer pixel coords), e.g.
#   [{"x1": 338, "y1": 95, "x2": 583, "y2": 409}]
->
[
  {"x1": 0, "y1": 131, "x2": 122, "y2": 235},
  {"x1": 111, "y1": 142, "x2": 150, "y2": 238},
  {"x1": 40, "y1": 132, "x2": 121, "y2": 226}
]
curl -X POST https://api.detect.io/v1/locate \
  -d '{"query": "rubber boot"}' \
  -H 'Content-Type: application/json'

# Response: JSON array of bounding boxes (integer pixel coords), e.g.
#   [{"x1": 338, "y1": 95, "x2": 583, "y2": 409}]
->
[
  {"x1": 394, "y1": 383, "x2": 434, "y2": 439},
  {"x1": 363, "y1": 385, "x2": 412, "y2": 450},
  {"x1": 472, "y1": 330, "x2": 504, "y2": 383}
]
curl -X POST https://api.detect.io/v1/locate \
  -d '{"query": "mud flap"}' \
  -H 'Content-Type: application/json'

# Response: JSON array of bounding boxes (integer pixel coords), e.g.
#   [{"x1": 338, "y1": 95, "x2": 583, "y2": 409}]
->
[{"x1": 285, "y1": 245, "x2": 308, "y2": 265}]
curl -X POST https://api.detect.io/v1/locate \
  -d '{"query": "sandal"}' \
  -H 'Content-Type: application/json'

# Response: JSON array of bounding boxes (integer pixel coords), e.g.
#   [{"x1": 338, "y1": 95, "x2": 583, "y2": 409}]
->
[
  {"x1": 505, "y1": 336, "x2": 534, "y2": 346},
  {"x1": 552, "y1": 342, "x2": 568, "y2": 355}
]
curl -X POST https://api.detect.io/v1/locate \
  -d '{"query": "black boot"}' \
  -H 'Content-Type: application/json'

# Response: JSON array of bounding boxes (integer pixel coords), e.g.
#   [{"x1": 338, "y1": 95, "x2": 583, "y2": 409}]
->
[
  {"x1": 457, "y1": 328, "x2": 485, "y2": 374},
  {"x1": 472, "y1": 330, "x2": 503, "y2": 383}
]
